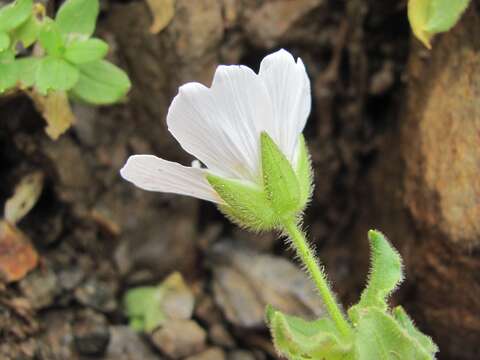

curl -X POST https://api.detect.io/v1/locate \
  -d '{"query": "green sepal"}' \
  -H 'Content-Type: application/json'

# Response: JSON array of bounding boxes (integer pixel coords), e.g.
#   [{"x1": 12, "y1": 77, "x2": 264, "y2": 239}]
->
[
  {"x1": 0, "y1": 0, "x2": 33, "y2": 33},
  {"x1": 207, "y1": 174, "x2": 277, "y2": 231},
  {"x1": 349, "y1": 230, "x2": 403, "y2": 323},
  {"x1": 55, "y1": 0, "x2": 100, "y2": 37},
  {"x1": 393, "y1": 306, "x2": 439, "y2": 357},
  {"x1": 0, "y1": 32, "x2": 10, "y2": 52},
  {"x1": 261, "y1": 132, "x2": 301, "y2": 219},
  {"x1": 354, "y1": 307, "x2": 433, "y2": 360},
  {"x1": 39, "y1": 20, "x2": 65, "y2": 57},
  {"x1": 64, "y1": 38, "x2": 108, "y2": 64},
  {"x1": 69, "y1": 60, "x2": 131, "y2": 104},
  {"x1": 35, "y1": 56, "x2": 79, "y2": 94},
  {"x1": 295, "y1": 135, "x2": 314, "y2": 211},
  {"x1": 266, "y1": 305, "x2": 353, "y2": 360}
]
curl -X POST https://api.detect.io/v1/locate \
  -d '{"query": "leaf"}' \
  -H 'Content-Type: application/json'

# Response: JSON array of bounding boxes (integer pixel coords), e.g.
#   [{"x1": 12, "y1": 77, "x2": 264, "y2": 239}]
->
[
  {"x1": 28, "y1": 89, "x2": 76, "y2": 139},
  {"x1": 64, "y1": 38, "x2": 108, "y2": 64},
  {"x1": 16, "y1": 57, "x2": 40, "y2": 88},
  {"x1": 145, "y1": 0, "x2": 175, "y2": 34},
  {"x1": 0, "y1": 221, "x2": 38, "y2": 283},
  {"x1": 35, "y1": 56, "x2": 79, "y2": 93},
  {"x1": 0, "y1": 0, "x2": 33, "y2": 33},
  {"x1": 4, "y1": 172, "x2": 44, "y2": 225},
  {"x1": 69, "y1": 60, "x2": 131, "y2": 104},
  {"x1": 0, "y1": 32, "x2": 10, "y2": 52},
  {"x1": 266, "y1": 305, "x2": 353, "y2": 360},
  {"x1": 0, "y1": 58, "x2": 17, "y2": 93},
  {"x1": 261, "y1": 131, "x2": 301, "y2": 218},
  {"x1": 55, "y1": 0, "x2": 100, "y2": 37},
  {"x1": 38, "y1": 20, "x2": 65, "y2": 57},
  {"x1": 393, "y1": 306, "x2": 439, "y2": 357},
  {"x1": 11, "y1": 14, "x2": 41, "y2": 48},
  {"x1": 207, "y1": 173, "x2": 277, "y2": 231},
  {"x1": 408, "y1": 0, "x2": 471, "y2": 48},
  {"x1": 355, "y1": 307, "x2": 433, "y2": 360},
  {"x1": 353, "y1": 230, "x2": 403, "y2": 315}
]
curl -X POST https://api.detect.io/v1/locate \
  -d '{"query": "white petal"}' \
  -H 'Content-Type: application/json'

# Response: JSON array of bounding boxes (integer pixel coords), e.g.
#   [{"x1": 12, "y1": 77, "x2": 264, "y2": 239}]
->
[
  {"x1": 167, "y1": 65, "x2": 274, "y2": 183},
  {"x1": 259, "y1": 49, "x2": 311, "y2": 164},
  {"x1": 120, "y1": 155, "x2": 221, "y2": 203}
]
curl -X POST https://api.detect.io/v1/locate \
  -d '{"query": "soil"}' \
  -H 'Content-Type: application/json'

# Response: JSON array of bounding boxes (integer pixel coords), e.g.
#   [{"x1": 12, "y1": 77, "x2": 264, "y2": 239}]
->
[{"x1": 0, "y1": 0, "x2": 479, "y2": 359}]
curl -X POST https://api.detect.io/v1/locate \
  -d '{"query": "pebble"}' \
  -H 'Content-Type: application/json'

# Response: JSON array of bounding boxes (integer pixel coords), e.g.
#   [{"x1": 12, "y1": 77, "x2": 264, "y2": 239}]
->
[
  {"x1": 19, "y1": 267, "x2": 59, "y2": 310},
  {"x1": 105, "y1": 326, "x2": 158, "y2": 360},
  {"x1": 209, "y1": 323, "x2": 235, "y2": 349},
  {"x1": 73, "y1": 310, "x2": 110, "y2": 356},
  {"x1": 227, "y1": 350, "x2": 256, "y2": 360},
  {"x1": 150, "y1": 319, "x2": 206, "y2": 358},
  {"x1": 185, "y1": 347, "x2": 226, "y2": 360},
  {"x1": 74, "y1": 277, "x2": 117, "y2": 313}
]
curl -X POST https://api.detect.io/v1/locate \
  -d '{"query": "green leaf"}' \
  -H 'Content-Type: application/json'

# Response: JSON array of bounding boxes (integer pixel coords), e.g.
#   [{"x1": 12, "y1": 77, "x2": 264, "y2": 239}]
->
[
  {"x1": 35, "y1": 57, "x2": 79, "y2": 93},
  {"x1": 123, "y1": 286, "x2": 166, "y2": 332},
  {"x1": 0, "y1": 0, "x2": 33, "y2": 33},
  {"x1": 295, "y1": 135, "x2": 313, "y2": 211},
  {"x1": 393, "y1": 306, "x2": 439, "y2": 357},
  {"x1": 266, "y1": 305, "x2": 353, "y2": 360},
  {"x1": 408, "y1": 0, "x2": 471, "y2": 48},
  {"x1": 0, "y1": 32, "x2": 10, "y2": 52},
  {"x1": 64, "y1": 38, "x2": 108, "y2": 64},
  {"x1": 69, "y1": 60, "x2": 131, "y2": 104},
  {"x1": 16, "y1": 57, "x2": 40, "y2": 87},
  {"x1": 261, "y1": 132, "x2": 301, "y2": 219},
  {"x1": 355, "y1": 307, "x2": 433, "y2": 360},
  {"x1": 0, "y1": 60, "x2": 17, "y2": 93},
  {"x1": 38, "y1": 20, "x2": 65, "y2": 57},
  {"x1": 11, "y1": 14, "x2": 41, "y2": 48},
  {"x1": 207, "y1": 173, "x2": 277, "y2": 231},
  {"x1": 351, "y1": 230, "x2": 403, "y2": 319},
  {"x1": 55, "y1": 0, "x2": 100, "y2": 37}
]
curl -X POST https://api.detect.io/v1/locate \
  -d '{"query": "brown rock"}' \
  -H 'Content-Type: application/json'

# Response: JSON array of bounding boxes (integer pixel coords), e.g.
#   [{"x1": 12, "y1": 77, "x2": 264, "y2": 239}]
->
[
  {"x1": 185, "y1": 347, "x2": 226, "y2": 360},
  {"x1": 105, "y1": 326, "x2": 158, "y2": 360}
]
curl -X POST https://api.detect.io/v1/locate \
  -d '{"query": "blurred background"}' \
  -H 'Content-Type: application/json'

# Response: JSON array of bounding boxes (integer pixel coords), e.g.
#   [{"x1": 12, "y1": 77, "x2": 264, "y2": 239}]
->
[{"x1": 0, "y1": 0, "x2": 479, "y2": 359}]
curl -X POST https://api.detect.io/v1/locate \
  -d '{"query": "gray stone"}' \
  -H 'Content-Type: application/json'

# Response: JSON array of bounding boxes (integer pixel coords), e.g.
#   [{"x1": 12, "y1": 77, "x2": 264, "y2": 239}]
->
[
  {"x1": 105, "y1": 326, "x2": 158, "y2": 360},
  {"x1": 73, "y1": 310, "x2": 110, "y2": 356},
  {"x1": 227, "y1": 350, "x2": 256, "y2": 360},
  {"x1": 19, "y1": 267, "x2": 59, "y2": 310},
  {"x1": 74, "y1": 278, "x2": 117, "y2": 313},
  {"x1": 150, "y1": 319, "x2": 206, "y2": 358},
  {"x1": 185, "y1": 347, "x2": 226, "y2": 360}
]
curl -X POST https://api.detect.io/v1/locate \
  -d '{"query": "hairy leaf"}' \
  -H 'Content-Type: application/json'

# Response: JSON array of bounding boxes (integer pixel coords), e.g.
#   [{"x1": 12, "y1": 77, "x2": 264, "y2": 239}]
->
[{"x1": 295, "y1": 135, "x2": 313, "y2": 211}]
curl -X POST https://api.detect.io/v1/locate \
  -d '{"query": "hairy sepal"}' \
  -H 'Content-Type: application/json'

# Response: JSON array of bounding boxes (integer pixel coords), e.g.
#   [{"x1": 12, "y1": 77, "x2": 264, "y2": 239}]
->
[
  {"x1": 266, "y1": 305, "x2": 353, "y2": 360},
  {"x1": 207, "y1": 174, "x2": 277, "y2": 231},
  {"x1": 261, "y1": 132, "x2": 302, "y2": 220},
  {"x1": 295, "y1": 135, "x2": 314, "y2": 211}
]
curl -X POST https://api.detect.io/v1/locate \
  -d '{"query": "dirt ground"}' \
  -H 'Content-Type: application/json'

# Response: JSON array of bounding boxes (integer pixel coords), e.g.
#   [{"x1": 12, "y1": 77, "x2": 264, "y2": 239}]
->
[{"x1": 0, "y1": 0, "x2": 479, "y2": 359}]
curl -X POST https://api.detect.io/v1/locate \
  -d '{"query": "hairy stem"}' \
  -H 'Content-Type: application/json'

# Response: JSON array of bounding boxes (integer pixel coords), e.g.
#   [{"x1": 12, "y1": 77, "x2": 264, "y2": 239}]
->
[{"x1": 282, "y1": 218, "x2": 352, "y2": 338}]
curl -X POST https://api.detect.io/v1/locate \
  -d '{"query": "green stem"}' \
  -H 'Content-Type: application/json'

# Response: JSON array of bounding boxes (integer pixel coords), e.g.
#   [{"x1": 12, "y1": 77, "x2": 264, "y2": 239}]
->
[{"x1": 282, "y1": 218, "x2": 352, "y2": 338}]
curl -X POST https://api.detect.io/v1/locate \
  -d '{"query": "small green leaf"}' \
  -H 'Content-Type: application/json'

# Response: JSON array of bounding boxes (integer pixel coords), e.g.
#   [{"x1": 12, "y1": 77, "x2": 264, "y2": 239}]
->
[
  {"x1": 64, "y1": 38, "x2": 108, "y2": 64},
  {"x1": 39, "y1": 20, "x2": 65, "y2": 57},
  {"x1": 0, "y1": 32, "x2": 10, "y2": 52},
  {"x1": 0, "y1": 0, "x2": 33, "y2": 33},
  {"x1": 69, "y1": 60, "x2": 131, "y2": 104},
  {"x1": 207, "y1": 174, "x2": 277, "y2": 231},
  {"x1": 35, "y1": 57, "x2": 79, "y2": 93},
  {"x1": 55, "y1": 0, "x2": 100, "y2": 37},
  {"x1": 408, "y1": 0, "x2": 471, "y2": 48},
  {"x1": 123, "y1": 286, "x2": 166, "y2": 332},
  {"x1": 355, "y1": 307, "x2": 433, "y2": 360},
  {"x1": 0, "y1": 61, "x2": 17, "y2": 93},
  {"x1": 295, "y1": 135, "x2": 313, "y2": 211},
  {"x1": 354, "y1": 230, "x2": 403, "y2": 314},
  {"x1": 393, "y1": 306, "x2": 439, "y2": 357},
  {"x1": 11, "y1": 14, "x2": 41, "y2": 48},
  {"x1": 266, "y1": 305, "x2": 353, "y2": 360},
  {"x1": 261, "y1": 132, "x2": 301, "y2": 219},
  {"x1": 16, "y1": 57, "x2": 40, "y2": 87}
]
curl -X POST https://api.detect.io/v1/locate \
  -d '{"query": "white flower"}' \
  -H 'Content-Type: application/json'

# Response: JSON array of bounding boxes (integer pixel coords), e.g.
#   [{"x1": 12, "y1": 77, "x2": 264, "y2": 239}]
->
[{"x1": 120, "y1": 49, "x2": 311, "y2": 203}]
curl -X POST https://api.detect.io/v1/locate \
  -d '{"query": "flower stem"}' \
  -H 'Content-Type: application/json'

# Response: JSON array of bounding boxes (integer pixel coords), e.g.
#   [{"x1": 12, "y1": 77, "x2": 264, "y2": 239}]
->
[{"x1": 282, "y1": 218, "x2": 352, "y2": 338}]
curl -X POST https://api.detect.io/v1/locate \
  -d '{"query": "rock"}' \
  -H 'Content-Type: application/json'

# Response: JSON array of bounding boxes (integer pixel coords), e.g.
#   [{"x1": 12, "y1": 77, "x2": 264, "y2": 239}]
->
[
  {"x1": 195, "y1": 294, "x2": 224, "y2": 327},
  {"x1": 161, "y1": 272, "x2": 195, "y2": 320},
  {"x1": 227, "y1": 350, "x2": 256, "y2": 360},
  {"x1": 185, "y1": 347, "x2": 226, "y2": 360},
  {"x1": 73, "y1": 310, "x2": 110, "y2": 356},
  {"x1": 19, "y1": 266, "x2": 59, "y2": 310},
  {"x1": 150, "y1": 319, "x2": 206, "y2": 358},
  {"x1": 74, "y1": 278, "x2": 117, "y2": 313},
  {"x1": 210, "y1": 242, "x2": 324, "y2": 328},
  {"x1": 105, "y1": 326, "x2": 158, "y2": 360},
  {"x1": 209, "y1": 323, "x2": 235, "y2": 349}
]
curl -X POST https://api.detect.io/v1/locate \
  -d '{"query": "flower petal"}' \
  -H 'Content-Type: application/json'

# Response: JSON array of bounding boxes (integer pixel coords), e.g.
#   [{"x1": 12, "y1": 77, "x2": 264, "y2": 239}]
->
[
  {"x1": 259, "y1": 49, "x2": 311, "y2": 164},
  {"x1": 167, "y1": 65, "x2": 274, "y2": 182},
  {"x1": 120, "y1": 155, "x2": 221, "y2": 203}
]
